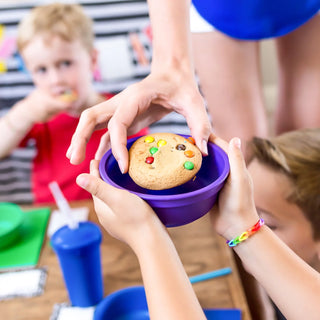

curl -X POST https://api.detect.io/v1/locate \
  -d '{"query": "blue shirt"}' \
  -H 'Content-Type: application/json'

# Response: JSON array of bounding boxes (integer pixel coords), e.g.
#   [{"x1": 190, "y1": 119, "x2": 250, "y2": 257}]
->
[{"x1": 192, "y1": 0, "x2": 320, "y2": 40}]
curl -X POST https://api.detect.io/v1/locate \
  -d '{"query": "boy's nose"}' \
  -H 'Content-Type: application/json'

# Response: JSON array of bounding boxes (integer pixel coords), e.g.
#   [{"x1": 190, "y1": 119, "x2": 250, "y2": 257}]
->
[{"x1": 48, "y1": 68, "x2": 64, "y2": 85}]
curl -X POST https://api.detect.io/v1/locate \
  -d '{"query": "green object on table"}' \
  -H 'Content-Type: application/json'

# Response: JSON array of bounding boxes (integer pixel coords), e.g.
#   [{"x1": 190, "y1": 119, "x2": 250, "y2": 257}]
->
[
  {"x1": 0, "y1": 207, "x2": 50, "y2": 270},
  {"x1": 0, "y1": 203, "x2": 24, "y2": 250}
]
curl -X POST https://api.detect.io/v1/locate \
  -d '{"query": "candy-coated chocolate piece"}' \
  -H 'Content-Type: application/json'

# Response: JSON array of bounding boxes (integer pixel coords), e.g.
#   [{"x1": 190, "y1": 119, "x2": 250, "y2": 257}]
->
[
  {"x1": 187, "y1": 137, "x2": 195, "y2": 144},
  {"x1": 176, "y1": 144, "x2": 186, "y2": 151},
  {"x1": 146, "y1": 156, "x2": 154, "y2": 164},
  {"x1": 145, "y1": 136, "x2": 155, "y2": 143},
  {"x1": 184, "y1": 161, "x2": 194, "y2": 170},
  {"x1": 157, "y1": 139, "x2": 167, "y2": 147},
  {"x1": 184, "y1": 150, "x2": 195, "y2": 158},
  {"x1": 149, "y1": 147, "x2": 158, "y2": 155}
]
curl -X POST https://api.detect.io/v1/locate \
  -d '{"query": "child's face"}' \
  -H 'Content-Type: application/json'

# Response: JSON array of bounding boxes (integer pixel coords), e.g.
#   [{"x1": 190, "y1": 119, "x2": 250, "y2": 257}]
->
[
  {"x1": 21, "y1": 34, "x2": 96, "y2": 114},
  {"x1": 248, "y1": 159, "x2": 320, "y2": 269}
]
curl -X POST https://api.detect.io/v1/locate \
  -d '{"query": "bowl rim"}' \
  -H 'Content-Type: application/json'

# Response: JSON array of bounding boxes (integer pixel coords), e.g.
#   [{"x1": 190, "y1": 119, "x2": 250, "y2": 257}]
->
[{"x1": 99, "y1": 135, "x2": 230, "y2": 201}]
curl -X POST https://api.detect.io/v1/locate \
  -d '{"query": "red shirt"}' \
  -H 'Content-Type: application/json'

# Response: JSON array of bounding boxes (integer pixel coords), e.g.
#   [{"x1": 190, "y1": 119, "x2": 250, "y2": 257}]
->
[{"x1": 23, "y1": 107, "x2": 148, "y2": 204}]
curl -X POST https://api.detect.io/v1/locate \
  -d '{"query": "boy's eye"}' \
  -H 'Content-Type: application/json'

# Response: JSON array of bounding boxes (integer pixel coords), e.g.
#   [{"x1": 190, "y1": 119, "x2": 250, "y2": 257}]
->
[
  {"x1": 265, "y1": 223, "x2": 277, "y2": 231},
  {"x1": 60, "y1": 60, "x2": 72, "y2": 68},
  {"x1": 36, "y1": 66, "x2": 47, "y2": 74}
]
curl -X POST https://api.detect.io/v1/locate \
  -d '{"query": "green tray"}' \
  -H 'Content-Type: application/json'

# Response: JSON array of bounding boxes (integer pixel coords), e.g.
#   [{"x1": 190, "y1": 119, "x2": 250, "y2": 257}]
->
[{"x1": 0, "y1": 207, "x2": 50, "y2": 270}]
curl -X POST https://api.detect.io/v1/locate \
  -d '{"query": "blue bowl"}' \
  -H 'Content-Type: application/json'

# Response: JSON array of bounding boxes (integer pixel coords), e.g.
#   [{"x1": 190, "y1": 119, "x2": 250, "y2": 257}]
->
[
  {"x1": 94, "y1": 286, "x2": 148, "y2": 320},
  {"x1": 94, "y1": 286, "x2": 241, "y2": 320}
]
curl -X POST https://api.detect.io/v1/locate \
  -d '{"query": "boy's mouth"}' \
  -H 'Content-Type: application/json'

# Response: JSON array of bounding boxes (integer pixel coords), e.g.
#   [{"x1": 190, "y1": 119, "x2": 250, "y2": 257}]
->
[{"x1": 58, "y1": 89, "x2": 78, "y2": 103}]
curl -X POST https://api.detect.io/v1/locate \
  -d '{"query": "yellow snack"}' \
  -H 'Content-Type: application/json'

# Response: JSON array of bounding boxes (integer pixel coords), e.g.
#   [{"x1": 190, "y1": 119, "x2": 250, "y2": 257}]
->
[{"x1": 59, "y1": 89, "x2": 78, "y2": 102}]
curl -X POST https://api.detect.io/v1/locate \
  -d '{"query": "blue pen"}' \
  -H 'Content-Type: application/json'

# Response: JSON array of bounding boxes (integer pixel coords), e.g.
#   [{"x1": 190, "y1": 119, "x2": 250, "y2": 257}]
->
[{"x1": 189, "y1": 267, "x2": 232, "y2": 284}]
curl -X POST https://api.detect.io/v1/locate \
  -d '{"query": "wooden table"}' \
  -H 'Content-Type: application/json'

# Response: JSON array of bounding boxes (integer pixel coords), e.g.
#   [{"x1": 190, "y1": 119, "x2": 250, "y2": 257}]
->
[{"x1": 1, "y1": 200, "x2": 252, "y2": 320}]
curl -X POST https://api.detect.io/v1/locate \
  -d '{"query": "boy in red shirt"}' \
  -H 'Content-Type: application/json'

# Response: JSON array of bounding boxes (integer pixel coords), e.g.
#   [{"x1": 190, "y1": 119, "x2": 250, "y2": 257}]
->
[{"x1": 0, "y1": 3, "x2": 147, "y2": 203}]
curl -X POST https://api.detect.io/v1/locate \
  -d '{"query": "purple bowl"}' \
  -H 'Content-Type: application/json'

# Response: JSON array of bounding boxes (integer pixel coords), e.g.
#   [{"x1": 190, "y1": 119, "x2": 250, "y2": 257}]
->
[{"x1": 99, "y1": 135, "x2": 229, "y2": 227}]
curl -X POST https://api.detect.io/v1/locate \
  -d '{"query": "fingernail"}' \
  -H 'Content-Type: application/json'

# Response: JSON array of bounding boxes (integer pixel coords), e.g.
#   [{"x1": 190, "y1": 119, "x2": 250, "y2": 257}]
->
[
  {"x1": 118, "y1": 160, "x2": 125, "y2": 174},
  {"x1": 70, "y1": 153, "x2": 75, "y2": 164},
  {"x1": 233, "y1": 137, "x2": 241, "y2": 149},
  {"x1": 202, "y1": 140, "x2": 208, "y2": 155},
  {"x1": 66, "y1": 146, "x2": 71, "y2": 159},
  {"x1": 76, "y1": 175, "x2": 88, "y2": 188}
]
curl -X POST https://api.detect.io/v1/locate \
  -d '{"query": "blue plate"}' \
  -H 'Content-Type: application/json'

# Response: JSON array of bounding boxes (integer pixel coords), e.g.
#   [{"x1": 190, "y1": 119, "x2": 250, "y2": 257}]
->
[{"x1": 94, "y1": 286, "x2": 241, "y2": 320}]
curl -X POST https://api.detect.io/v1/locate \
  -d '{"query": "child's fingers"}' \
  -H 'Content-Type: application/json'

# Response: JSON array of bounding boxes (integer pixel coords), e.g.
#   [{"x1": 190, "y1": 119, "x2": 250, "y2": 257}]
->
[
  {"x1": 227, "y1": 137, "x2": 248, "y2": 184},
  {"x1": 208, "y1": 133, "x2": 229, "y2": 152},
  {"x1": 76, "y1": 160, "x2": 128, "y2": 208}
]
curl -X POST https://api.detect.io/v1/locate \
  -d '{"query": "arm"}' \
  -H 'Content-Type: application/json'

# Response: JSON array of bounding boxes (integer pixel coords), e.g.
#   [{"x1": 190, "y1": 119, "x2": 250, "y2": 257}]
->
[
  {"x1": 148, "y1": 0, "x2": 193, "y2": 73},
  {"x1": 0, "y1": 89, "x2": 75, "y2": 158},
  {"x1": 67, "y1": 0, "x2": 211, "y2": 173},
  {"x1": 0, "y1": 100, "x2": 35, "y2": 157},
  {"x1": 235, "y1": 223, "x2": 320, "y2": 319},
  {"x1": 210, "y1": 136, "x2": 320, "y2": 319},
  {"x1": 76, "y1": 160, "x2": 206, "y2": 320}
]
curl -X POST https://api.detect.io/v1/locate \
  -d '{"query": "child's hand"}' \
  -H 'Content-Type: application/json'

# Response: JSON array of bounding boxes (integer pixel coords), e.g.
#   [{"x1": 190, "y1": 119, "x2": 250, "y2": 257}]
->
[
  {"x1": 24, "y1": 89, "x2": 74, "y2": 123},
  {"x1": 210, "y1": 137, "x2": 259, "y2": 241},
  {"x1": 76, "y1": 160, "x2": 164, "y2": 248}
]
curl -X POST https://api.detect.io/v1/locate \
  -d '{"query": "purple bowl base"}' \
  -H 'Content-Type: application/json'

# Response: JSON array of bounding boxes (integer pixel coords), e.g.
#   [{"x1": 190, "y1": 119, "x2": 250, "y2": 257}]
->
[{"x1": 154, "y1": 194, "x2": 218, "y2": 227}]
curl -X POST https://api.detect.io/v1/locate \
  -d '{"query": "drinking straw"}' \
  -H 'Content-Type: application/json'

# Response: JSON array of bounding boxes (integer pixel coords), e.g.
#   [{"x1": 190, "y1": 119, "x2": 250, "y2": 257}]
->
[
  {"x1": 48, "y1": 181, "x2": 79, "y2": 229},
  {"x1": 189, "y1": 267, "x2": 232, "y2": 284}
]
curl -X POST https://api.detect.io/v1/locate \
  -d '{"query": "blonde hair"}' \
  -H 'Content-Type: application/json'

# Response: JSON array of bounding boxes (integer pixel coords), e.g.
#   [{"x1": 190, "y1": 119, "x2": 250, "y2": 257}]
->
[
  {"x1": 250, "y1": 128, "x2": 320, "y2": 239},
  {"x1": 17, "y1": 2, "x2": 94, "y2": 52}
]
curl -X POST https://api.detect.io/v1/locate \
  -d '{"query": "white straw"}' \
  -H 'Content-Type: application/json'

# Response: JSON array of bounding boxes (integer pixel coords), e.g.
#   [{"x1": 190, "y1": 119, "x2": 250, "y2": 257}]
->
[{"x1": 48, "y1": 181, "x2": 79, "y2": 229}]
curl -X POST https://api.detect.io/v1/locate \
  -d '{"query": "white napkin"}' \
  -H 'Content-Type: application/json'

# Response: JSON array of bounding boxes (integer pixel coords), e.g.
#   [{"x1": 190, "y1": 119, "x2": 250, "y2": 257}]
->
[
  {"x1": 50, "y1": 303, "x2": 95, "y2": 320},
  {"x1": 0, "y1": 268, "x2": 47, "y2": 300},
  {"x1": 47, "y1": 207, "x2": 89, "y2": 237}
]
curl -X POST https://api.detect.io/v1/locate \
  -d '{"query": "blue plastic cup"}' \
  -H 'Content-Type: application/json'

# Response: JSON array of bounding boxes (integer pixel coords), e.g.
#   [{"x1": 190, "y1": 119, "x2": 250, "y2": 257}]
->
[{"x1": 51, "y1": 221, "x2": 104, "y2": 307}]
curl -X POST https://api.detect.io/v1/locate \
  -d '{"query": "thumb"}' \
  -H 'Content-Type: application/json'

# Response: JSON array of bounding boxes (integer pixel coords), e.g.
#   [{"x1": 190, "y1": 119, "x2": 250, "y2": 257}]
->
[
  {"x1": 76, "y1": 172, "x2": 108, "y2": 202},
  {"x1": 228, "y1": 137, "x2": 246, "y2": 179},
  {"x1": 227, "y1": 137, "x2": 253, "y2": 193},
  {"x1": 76, "y1": 159, "x2": 113, "y2": 201},
  {"x1": 228, "y1": 137, "x2": 245, "y2": 170},
  {"x1": 77, "y1": 160, "x2": 128, "y2": 209}
]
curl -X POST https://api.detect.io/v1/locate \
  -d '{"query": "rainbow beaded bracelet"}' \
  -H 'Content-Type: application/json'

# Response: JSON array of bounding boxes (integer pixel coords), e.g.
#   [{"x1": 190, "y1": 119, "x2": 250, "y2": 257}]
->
[{"x1": 226, "y1": 218, "x2": 264, "y2": 247}]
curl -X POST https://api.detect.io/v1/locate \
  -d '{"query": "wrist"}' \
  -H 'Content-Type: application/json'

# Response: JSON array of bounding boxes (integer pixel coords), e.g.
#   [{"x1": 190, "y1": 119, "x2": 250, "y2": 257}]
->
[
  {"x1": 222, "y1": 209, "x2": 260, "y2": 241},
  {"x1": 4, "y1": 106, "x2": 34, "y2": 135},
  {"x1": 130, "y1": 218, "x2": 169, "y2": 258},
  {"x1": 151, "y1": 54, "x2": 194, "y2": 76},
  {"x1": 226, "y1": 218, "x2": 264, "y2": 247},
  {"x1": 11, "y1": 101, "x2": 37, "y2": 128}
]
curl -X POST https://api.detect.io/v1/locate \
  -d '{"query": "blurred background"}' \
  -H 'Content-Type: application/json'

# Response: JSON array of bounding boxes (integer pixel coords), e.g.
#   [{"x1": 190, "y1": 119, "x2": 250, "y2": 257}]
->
[{"x1": 0, "y1": 0, "x2": 278, "y2": 204}]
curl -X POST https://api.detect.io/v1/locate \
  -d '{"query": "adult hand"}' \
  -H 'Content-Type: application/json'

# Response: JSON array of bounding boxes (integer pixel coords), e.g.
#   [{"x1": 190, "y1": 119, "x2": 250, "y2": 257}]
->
[{"x1": 67, "y1": 70, "x2": 212, "y2": 173}]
